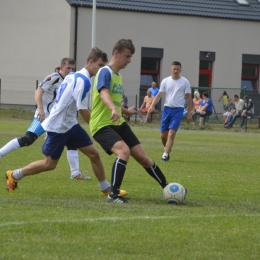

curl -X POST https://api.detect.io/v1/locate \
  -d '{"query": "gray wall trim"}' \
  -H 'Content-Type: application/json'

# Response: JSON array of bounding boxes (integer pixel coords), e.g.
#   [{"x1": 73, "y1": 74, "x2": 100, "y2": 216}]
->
[
  {"x1": 141, "y1": 47, "x2": 164, "y2": 58},
  {"x1": 242, "y1": 54, "x2": 260, "y2": 64}
]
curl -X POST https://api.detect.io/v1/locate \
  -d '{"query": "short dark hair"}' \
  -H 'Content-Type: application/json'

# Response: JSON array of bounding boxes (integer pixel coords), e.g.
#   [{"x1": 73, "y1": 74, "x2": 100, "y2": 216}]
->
[
  {"x1": 112, "y1": 39, "x2": 135, "y2": 55},
  {"x1": 87, "y1": 47, "x2": 108, "y2": 63},
  {"x1": 171, "y1": 61, "x2": 182, "y2": 67},
  {"x1": 61, "y1": 58, "x2": 75, "y2": 66},
  {"x1": 202, "y1": 92, "x2": 208, "y2": 98},
  {"x1": 244, "y1": 95, "x2": 249, "y2": 100},
  {"x1": 234, "y1": 94, "x2": 239, "y2": 99}
]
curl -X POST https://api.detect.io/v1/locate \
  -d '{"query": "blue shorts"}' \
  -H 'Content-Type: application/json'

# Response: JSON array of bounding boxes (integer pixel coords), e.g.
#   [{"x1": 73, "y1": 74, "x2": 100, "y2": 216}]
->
[
  {"x1": 27, "y1": 118, "x2": 45, "y2": 136},
  {"x1": 42, "y1": 124, "x2": 93, "y2": 160},
  {"x1": 161, "y1": 106, "x2": 184, "y2": 132}
]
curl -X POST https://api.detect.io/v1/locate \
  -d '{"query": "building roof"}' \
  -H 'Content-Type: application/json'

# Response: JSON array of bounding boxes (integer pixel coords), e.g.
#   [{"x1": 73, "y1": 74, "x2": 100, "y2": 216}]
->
[{"x1": 66, "y1": 0, "x2": 260, "y2": 21}]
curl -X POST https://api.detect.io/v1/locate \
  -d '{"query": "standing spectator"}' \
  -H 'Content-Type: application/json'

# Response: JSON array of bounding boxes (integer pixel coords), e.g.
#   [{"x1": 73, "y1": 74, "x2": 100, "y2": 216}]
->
[
  {"x1": 219, "y1": 91, "x2": 229, "y2": 109},
  {"x1": 224, "y1": 94, "x2": 244, "y2": 128},
  {"x1": 90, "y1": 39, "x2": 170, "y2": 203},
  {"x1": 137, "y1": 89, "x2": 157, "y2": 123},
  {"x1": 222, "y1": 98, "x2": 235, "y2": 126},
  {"x1": 5, "y1": 47, "x2": 121, "y2": 196},
  {"x1": 240, "y1": 96, "x2": 254, "y2": 128},
  {"x1": 149, "y1": 61, "x2": 192, "y2": 162},
  {"x1": 191, "y1": 90, "x2": 202, "y2": 125}
]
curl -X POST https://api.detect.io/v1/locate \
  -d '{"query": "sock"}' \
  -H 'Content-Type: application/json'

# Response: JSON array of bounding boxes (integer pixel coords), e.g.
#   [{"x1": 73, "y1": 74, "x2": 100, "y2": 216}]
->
[
  {"x1": 144, "y1": 162, "x2": 168, "y2": 188},
  {"x1": 111, "y1": 158, "x2": 127, "y2": 195},
  {"x1": 162, "y1": 152, "x2": 168, "y2": 158},
  {"x1": 0, "y1": 138, "x2": 20, "y2": 158},
  {"x1": 99, "y1": 180, "x2": 110, "y2": 191},
  {"x1": 12, "y1": 169, "x2": 24, "y2": 180},
  {"x1": 67, "y1": 149, "x2": 79, "y2": 177}
]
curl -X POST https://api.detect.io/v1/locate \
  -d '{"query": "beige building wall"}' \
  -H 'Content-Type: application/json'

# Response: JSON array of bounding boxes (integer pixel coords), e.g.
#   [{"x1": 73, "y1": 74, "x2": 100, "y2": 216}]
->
[
  {"x1": 0, "y1": 0, "x2": 71, "y2": 106},
  {"x1": 0, "y1": 2, "x2": 259, "y2": 113}
]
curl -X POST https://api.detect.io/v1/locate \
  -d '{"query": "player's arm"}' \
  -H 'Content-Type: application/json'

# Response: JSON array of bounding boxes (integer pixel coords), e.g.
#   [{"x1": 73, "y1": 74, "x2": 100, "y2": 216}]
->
[
  {"x1": 100, "y1": 88, "x2": 121, "y2": 124},
  {"x1": 148, "y1": 92, "x2": 163, "y2": 113},
  {"x1": 35, "y1": 87, "x2": 45, "y2": 122},
  {"x1": 79, "y1": 109, "x2": 90, "y2": 124},
  {"x1": 122, "y1": 106, "x2": 136, "y2": 116}
]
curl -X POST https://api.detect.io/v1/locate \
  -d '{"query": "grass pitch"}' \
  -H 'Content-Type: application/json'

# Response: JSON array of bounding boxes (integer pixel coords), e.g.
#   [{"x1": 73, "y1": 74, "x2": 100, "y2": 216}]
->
[{"x1": 0, "y1": 116, "x2": 260, "y2": 259}]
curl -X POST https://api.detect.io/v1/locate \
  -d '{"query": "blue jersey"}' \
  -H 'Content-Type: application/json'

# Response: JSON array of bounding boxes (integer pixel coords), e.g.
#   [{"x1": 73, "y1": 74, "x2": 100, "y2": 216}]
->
[{"x1": 148, "y1": 87, "x2": 159, "y2": 97}]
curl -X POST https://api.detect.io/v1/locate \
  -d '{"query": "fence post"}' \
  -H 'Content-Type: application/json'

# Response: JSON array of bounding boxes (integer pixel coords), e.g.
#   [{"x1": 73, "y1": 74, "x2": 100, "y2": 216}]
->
[
  {"x1": 135, "y1": 94, "x2": 138, "y2": 125},
  {"x1": 36, "y1": 80, "x2": 38, "y2": 110},
  {"x1": 0, "y1": 78, "x2": 1, "y2": 105}
]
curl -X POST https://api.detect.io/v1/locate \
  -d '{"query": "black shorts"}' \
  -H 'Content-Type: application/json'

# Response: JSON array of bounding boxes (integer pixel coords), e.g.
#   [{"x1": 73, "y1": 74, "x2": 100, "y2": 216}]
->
[{"x1": 93, "y1": 122, "x2": 140, "y2": 155}]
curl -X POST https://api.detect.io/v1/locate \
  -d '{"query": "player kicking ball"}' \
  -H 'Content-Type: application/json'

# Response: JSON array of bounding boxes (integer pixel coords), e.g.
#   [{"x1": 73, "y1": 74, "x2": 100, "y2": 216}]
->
[{"x1": 5, "y1": 47, "x2": 126, "y2": 197}]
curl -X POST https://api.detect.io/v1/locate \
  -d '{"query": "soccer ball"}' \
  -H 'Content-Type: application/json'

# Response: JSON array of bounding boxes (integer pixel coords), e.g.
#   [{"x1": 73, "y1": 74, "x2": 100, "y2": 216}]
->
[{"x1": 163, "y1": 183, "x2": 186, "y2": 204}]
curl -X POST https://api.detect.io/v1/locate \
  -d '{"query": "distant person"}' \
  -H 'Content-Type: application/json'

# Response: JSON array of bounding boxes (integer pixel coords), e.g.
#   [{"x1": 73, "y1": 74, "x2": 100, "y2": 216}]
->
[
  {"x1": 191, "y1": 90, "x2": 202, "y2": 125},
  {"x1": 149, "y1": 61, "x2": 192, "y2": 162},
  {"x1": 194, "y1": 92, "x2": 213, "y2": 126},
  {"x1": 222, "y1": 98, "x2": 235, "y2": 126},
  {"x1": 224, "y1": 94, "x2": 244, "y2": 129},
  {"x1": 240, "y1": 96, "x2": 254, "y2": 128},
  {"x1": 55, "y1": 67, "x2": 60, "y2": 73},
  {"x1": 122, "y1": 90, "x2": 128, "y2": 107},
  {"x1": 137, "y1": 89, "x2": 157, "y2": 123},
  {"x1": 148, "y1": 81, "x2": 160, "y2": 112},
  {"x1": 183, "y1": 99, "x2": 188, "y2": 118},
  {"x1": 219, "y1": 91, "x2": 229, "y2": 109}
]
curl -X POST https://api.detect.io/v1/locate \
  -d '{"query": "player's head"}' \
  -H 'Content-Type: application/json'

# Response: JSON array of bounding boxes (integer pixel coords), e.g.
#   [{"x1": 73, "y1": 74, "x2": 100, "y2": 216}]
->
[
  {"x1": 59, "y1": 58, "x2": 75, "y2": 78},
  {"x1": 170, "y1": 61, "x2": 182, "y2": 78},
  {"x1": 111, "y1": 39, "x2": 135, "y2": 70},
  {"x1": 86, "y1": 47, "x2": 108, "y2": 77}
]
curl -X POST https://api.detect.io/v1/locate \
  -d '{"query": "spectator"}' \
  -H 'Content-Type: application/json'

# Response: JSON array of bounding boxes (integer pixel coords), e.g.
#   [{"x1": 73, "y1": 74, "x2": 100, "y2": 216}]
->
[
  {"x1": 54, "y1": 66, "x2": 60, "y2": 73},
  {"x1": 194, "y1": 92, "x2": 213, "y2": 126},
  {"x1": 222, "y1": 98, "x2": 235, "y2": 126},
  {"x1": 183, "y1": 99, "x2": 188, "y2": 118},
  {"x1": 191, "y1": 90, "x2": 202, "y2": 125},
  {"x1": 122, "y1": 90, "x2": 128, "y2": 107},
  {"x1": 240, "y1": 96, "x2": 254, "y2": 128},
  {"x1": 219, "y1": 91, "x2": 229, "y2": 109},
  {"x1": 137, "y1": 89, "x2": 158, "y2": 123},
  {"x1": 149, "y1": 81, "x2": 160, "y2": 112},
  {"x1": 224, "y1": 94, "x2": 244, "y2": 129}
]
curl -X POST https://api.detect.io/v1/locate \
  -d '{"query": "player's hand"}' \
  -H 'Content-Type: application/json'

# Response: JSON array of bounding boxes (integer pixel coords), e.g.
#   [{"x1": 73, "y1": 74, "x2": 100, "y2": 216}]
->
[
  {"x1": 110, "y1": 107, "x2": 120, "y2": 125},
  {"x1": 186, "y1": 113, "x2": 192, "y2": 124},
  {"x1": 148, "y1": 106, "x2": 154, "y2": 114},
  {"x1": 37, "y1": 109, "x2": 45, "y2": 122}
]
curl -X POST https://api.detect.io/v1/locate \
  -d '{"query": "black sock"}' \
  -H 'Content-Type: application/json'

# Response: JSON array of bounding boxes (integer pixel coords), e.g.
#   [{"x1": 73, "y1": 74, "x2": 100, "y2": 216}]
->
[
  {"x1": 144, "y1": 162, "x2": 168, "y2": 188},
  {"x1": 111, "y1": 158, "x2": 127, "y2": 195}
]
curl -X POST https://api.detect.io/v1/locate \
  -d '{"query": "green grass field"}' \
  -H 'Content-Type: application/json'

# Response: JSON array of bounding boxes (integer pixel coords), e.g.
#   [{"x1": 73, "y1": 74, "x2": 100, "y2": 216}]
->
[{"x1": 0, "y1": 115, "x2": 260, "y2": 259}]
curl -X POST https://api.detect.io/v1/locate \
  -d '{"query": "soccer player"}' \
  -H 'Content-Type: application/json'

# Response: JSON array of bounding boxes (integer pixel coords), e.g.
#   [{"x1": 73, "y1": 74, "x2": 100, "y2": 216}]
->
[
  {"x1": 89, "y1": 39, "x2": 169, "y2": 203},
  {"x1": 5, "y1": 47, "x2": 126, "y2": 196},
  {"x1": 0, "y1": 58, "x2": 91, "y2": 180},
  {"x1": 149, "y1": 61, "x2": 192, "y2": 162}
]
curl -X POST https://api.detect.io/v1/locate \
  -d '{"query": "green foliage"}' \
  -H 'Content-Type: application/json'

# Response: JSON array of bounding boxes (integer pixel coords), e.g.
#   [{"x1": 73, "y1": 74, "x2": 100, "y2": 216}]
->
[{"x1": 0, "y1": 119, "x2": 260, "y2": 259}]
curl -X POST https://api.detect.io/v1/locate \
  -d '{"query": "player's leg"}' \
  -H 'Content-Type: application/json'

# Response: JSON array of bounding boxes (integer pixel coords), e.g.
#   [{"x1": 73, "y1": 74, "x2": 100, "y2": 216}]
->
[
  {"x1": 0, "y1": 118, "x2": 43, "y2": 158},
  {"x1": 161, "y1": 107, "x2": 183, "y2": 162},
  {"x1": 93, "y1": 125, "x2": 129, "y2": 203},
  {"x1": 66, "y1": 147, "x2": 91, "y2": 180}
]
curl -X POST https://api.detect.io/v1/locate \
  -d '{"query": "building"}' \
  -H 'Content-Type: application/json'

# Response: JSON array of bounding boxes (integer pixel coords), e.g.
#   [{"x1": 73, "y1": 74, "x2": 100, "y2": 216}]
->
[{"x1": 0, "y1": 0, "x2": 260, "y2": 113}]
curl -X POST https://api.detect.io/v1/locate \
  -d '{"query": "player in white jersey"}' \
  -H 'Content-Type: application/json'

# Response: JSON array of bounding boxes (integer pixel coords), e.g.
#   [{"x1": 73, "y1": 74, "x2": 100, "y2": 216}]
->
[
  {"x1": 0, "y1": 58, "x2": 91, "y2": 180},
  {"x1": 149, "y1": 61, "x2": 192, "y2": 162},
  {"x1": 5, "y1": 47, "x2": 127, "y2": 197}
]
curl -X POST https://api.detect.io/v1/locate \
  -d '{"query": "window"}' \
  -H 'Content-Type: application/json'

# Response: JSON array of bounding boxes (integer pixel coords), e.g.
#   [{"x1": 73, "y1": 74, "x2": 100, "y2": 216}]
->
[
  {"x1": 241, "y1": 64, "x2": 259, "y2": 92},
  {"x1": 199, "y1": 61, "x2": 213, "y2": 88}
]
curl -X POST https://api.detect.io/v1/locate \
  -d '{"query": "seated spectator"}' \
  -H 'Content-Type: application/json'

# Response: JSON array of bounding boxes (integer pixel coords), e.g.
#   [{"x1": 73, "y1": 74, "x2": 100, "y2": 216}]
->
[
  {"x1": 191, "y1": 90, "x2": 202, "y2": 125},
  {"x1": 138, "y1": 89, "x2": 158, "y2": 123},
  {"x1": 222, "y1": 98, "x2": 235, "y2": 126},
  {"x1": 194, "y1": 92, "x2": 213, "y2": 126},
  {"x1": 240, "y1": 96, "x2": 254, "y2": 128},
  {"x1": 121, "y1": 100, "x2": 130, "y2": 122},
  {"x1": 224, "y1": 94, "x2": 244, "y2": 129},
  {"x1": 183, "y1": 99, "x2": 188, "y2": 118}
]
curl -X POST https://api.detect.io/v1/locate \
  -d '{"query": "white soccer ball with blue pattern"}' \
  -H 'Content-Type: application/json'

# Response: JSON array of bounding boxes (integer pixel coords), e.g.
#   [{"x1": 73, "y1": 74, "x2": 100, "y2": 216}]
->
[{"x1": 163, "y1": 182, "x2": 186, "y2": 204}]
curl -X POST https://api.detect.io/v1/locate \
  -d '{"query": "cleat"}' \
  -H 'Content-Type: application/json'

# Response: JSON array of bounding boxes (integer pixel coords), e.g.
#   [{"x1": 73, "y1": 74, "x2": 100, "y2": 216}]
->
[
  {"x1": 107, "y1": 194, "x2": 129, "y2": 203},
  {"x1": 6, "y1": 171, "x2": 18, "y2": 192},
  {"x1": 161, "y1": 154, "x2": 170, "y2": 162},
  {"x1": 101, "y1": 188, "x2": 127, "y2": 197},
  {"x1": 70, "y1": 171, "x2": 91, "y2": 180}
]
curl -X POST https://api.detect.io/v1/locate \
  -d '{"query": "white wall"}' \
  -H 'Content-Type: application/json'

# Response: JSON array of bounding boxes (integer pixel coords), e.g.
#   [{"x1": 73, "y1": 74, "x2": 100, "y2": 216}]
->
[{"x1": 0, "y1": 0, "x2": 71, "y2": 105}]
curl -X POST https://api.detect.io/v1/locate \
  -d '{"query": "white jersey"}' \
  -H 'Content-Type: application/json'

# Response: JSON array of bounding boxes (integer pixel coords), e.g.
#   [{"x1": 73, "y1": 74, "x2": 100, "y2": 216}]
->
[
  {"x1": 159, "y1": 76, "x2": 191, "y2": 108},
  {"x1": 34, "y1": 72, "x2": 63, "y2": 118},
  {"x1": 41, "y1": 68, "x2": 90, "y2": 133}
]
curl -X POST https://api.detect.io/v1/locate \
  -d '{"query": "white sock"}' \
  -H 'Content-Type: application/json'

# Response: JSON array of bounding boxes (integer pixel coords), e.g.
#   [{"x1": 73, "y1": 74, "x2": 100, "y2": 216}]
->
[
  {"x1": 67, "y1": 150, "x2": 80, "y2": 177},
  {"x1": 0, "y1": 138, "x2": 20, "y2": 158},
  {"x1": 12, "y1": 169, "x2": 24, "y2": 180},
  {"x1": 99, "y1": 180, "x2": 110, "y2": 191},
  {"x1": 162, "y1": 152, "x2": 168, "y2": 158}
]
